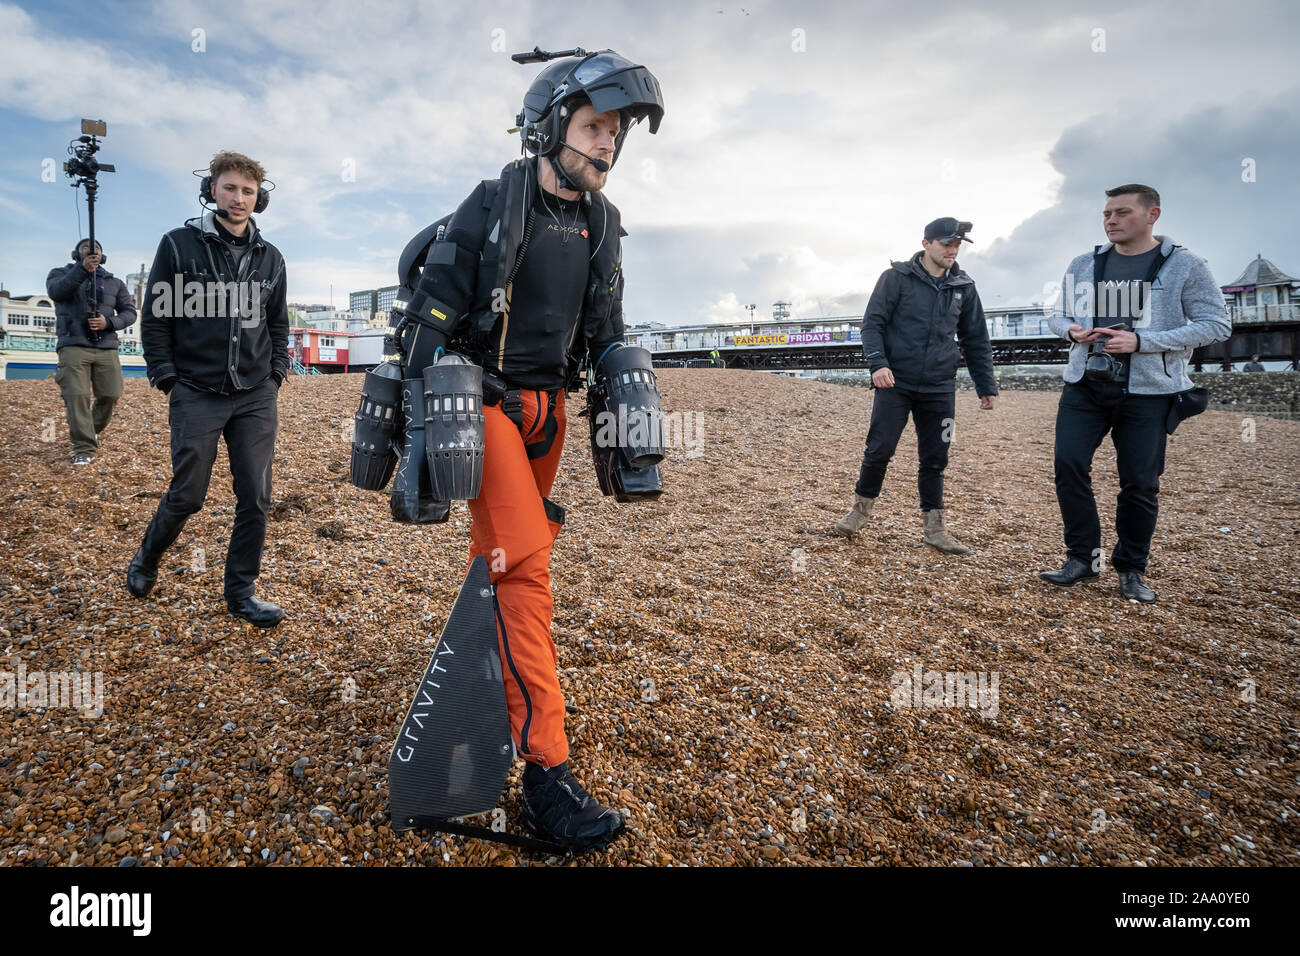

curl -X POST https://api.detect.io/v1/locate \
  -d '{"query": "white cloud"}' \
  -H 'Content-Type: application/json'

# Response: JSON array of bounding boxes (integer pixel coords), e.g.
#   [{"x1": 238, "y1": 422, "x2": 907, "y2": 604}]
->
[{"x1": 1, "y1": 0, "x2": 1297, "y2": 315}]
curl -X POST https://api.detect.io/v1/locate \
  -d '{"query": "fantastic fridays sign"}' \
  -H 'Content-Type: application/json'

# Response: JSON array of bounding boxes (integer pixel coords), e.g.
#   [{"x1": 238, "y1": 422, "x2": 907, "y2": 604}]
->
[{"x1": 731, "y1": 330, "x2": 859, "y2": 347}]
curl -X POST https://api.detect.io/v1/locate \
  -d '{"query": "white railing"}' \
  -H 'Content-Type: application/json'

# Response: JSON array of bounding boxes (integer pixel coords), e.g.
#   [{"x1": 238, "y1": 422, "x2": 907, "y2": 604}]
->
[
  {"x1": 628, "y1": 317, "x2": 1056, "y2": 352},
  {"x1": 1229, "y1": 303, "x2": 1300, "y2": 324},
  {"x1": 631, "y1": 302, "x2": 1299, "y2": 354},
  {"x1": 987, "y1": 318, "x2": 1055, "y2": 338}
]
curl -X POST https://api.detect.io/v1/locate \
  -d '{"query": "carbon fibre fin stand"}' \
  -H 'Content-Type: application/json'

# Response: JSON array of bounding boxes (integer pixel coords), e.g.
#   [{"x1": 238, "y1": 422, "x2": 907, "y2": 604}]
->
[{"x1": 387, "y1": 555, "x2": 568, "y2": 855}]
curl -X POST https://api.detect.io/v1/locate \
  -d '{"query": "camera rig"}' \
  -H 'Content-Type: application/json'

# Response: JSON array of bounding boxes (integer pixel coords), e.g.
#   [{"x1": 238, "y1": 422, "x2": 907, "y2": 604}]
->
[{"x1": 63, "y1": 119, "x2": 115, "y2": 343}]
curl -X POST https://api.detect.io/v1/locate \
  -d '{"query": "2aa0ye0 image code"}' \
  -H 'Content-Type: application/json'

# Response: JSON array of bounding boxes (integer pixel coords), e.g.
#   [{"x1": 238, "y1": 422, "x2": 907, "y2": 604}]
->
[{"x1": 1123, "y1": 892, "x2": 1250, "y2": 907}]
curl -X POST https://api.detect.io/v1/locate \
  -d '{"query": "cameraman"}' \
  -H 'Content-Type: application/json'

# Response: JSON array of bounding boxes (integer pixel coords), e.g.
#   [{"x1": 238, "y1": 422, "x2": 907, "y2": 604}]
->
[
  {"x1": 1042, "y1": 184, "x2": 1230, "y2": 602},
  {"x1": 46, "y1": 239, "x2": 136, "y2": 465},
  {"x1": 129, "y1": 151, "x2": 289, "y2": 628}
]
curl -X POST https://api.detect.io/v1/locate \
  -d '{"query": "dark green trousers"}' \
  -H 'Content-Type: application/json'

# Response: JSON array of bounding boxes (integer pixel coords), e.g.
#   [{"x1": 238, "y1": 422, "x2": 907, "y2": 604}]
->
[{"x1": 55, "y1": 345, "x2": 123, "y2": 456}]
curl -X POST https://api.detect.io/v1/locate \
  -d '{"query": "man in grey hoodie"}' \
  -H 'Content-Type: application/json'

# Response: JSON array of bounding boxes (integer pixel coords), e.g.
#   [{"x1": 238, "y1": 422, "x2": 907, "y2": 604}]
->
[{"x1": 1041, "y1": 184, "x2": 1231, "y2": 603}]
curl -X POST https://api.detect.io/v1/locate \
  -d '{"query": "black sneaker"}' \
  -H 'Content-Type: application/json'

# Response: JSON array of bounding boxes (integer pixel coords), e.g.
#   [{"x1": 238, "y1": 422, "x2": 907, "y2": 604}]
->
[{"x1": 522, "y1": 762, "x2": 625, "y2": 853}]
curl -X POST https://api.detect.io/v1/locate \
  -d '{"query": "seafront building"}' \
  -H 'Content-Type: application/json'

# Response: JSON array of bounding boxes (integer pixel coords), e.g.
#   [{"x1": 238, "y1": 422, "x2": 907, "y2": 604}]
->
[{"x1": 0, "y1": 289, "x2": 146, "y2": 380}]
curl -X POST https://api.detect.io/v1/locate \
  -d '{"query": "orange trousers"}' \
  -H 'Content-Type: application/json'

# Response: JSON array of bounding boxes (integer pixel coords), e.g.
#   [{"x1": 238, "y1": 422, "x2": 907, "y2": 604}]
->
[{"x1": 466, "y1": 388, "x2": 569, "y2": 768}]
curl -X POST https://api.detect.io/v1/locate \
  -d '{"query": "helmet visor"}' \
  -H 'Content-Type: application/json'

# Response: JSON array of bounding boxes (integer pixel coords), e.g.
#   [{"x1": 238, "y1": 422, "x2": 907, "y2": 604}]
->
[
  {"x1": 572, "y1": 53, "x2": 664, "y2": 134},
  {"x1": 572, "y1": 52, "x2": 638, "y2": 84}
]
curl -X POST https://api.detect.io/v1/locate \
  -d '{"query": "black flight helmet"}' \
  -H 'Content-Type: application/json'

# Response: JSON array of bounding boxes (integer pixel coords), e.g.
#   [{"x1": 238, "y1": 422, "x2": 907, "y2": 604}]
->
[{"x1": 517, "y1": 49, "x2": 664, "y2": 170}]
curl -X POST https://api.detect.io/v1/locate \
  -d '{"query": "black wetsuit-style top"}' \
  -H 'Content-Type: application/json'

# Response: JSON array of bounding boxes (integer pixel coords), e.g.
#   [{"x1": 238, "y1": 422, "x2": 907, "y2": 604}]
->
[{"x1": 496, "y1": 189, "x2": 591, "y2": 390}]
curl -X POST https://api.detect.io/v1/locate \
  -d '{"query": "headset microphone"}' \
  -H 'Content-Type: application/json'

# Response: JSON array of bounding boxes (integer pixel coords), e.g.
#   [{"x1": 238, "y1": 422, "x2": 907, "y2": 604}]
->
[{"x1": 561, "y1": 142, "x2": 610, "y2": 172}]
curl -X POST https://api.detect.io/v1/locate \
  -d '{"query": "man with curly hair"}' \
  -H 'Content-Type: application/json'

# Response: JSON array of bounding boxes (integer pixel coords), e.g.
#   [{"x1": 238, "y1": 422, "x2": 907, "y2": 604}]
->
[{"x1": 130, "y1": 151, "x2": 290, "y2": 628}]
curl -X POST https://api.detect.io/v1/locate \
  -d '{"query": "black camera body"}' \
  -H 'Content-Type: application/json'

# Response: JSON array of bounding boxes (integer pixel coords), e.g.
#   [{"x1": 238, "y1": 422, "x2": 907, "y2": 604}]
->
[
  {"x1": 64, "y1": 126, "x2": 113, "y2": 181},
  {"x1": 1083, "y1": 322, "x2": 1131, "y2": 384},
  {"x1": 63, "y1": 153, "x2": 102, "y2": 179}
]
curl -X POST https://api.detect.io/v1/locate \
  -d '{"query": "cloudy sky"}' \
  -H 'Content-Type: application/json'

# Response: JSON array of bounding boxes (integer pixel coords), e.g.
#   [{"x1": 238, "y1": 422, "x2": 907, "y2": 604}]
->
[{"x1": 1, "y1": 0, "x2": 1296, "y2": 326}]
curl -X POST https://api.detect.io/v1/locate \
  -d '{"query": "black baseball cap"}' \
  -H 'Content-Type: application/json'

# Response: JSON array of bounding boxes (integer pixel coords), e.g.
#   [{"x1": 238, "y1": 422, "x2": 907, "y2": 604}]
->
[{"x1": 924, "y1": 217, "x2": 973, "y2": 243}]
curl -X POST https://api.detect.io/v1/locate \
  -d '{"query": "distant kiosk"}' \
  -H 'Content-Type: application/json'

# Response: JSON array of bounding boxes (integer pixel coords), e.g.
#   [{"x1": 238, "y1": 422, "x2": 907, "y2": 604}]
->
[{"x1": 1213, "y1": 255, "x2": 1300, "y2": 370}]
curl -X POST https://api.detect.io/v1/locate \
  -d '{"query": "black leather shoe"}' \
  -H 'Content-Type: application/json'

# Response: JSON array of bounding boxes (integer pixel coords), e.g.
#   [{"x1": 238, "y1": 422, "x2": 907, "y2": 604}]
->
[
  {"x1": 126, "y1": 548, "x2": 159, "y2": 598},
  {"x1": 226, "y1": 595, "x2": 286, "y2": 628},
  {"x1": 1039, "y1": 556, "x2": 1100, "y2": 587},
  {"x1": 1117, "y1": 571, "x2": 1156, "y2": 603},
  {"x1": 126, "y1": 516, "x2": 185, "y2": 600}
]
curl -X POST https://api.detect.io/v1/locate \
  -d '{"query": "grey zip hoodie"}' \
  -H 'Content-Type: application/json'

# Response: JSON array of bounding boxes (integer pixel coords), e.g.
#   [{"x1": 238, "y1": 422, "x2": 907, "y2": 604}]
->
[{"x1": 1047, "y1": 235, "x2": 1231, "y2": 395}]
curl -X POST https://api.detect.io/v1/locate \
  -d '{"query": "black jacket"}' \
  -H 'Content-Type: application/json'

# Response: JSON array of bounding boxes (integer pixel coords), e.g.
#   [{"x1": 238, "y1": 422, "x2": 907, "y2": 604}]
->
[
  {"x1": 861, "y1": 253, "x2": 998, "y2": 395},
  {"x1": 140, "y1": 211, "x2": 290, "y2": 394},
  {"x1": 46, "y1": 262, "x2": 137, "y2": 351},
  {"x1": 405, "y1": 158, "x2": 626, "y2": 388}
]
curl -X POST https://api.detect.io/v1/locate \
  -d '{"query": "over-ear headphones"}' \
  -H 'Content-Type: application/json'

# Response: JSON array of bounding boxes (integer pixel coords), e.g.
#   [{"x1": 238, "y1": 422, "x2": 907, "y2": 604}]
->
[
  {"x1": 199, "y1": 174, "x2": 272, "y2": 213},
  {"x1": 72, "y1": 240, "x2": 105, "y2": 264},
  {"x1": 518, "y1": 96, "x2": 579, "y2": 160}
]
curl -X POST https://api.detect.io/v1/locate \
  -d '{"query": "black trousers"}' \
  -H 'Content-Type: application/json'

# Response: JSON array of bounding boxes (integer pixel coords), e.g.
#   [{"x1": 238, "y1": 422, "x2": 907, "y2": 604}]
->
[
  {"x1": 1053, "y1": 379, "x2": 1172, "y2": 573},
  {"x1": 141, "y1": 377, "x2": 279, "y2": 599},
  {"x1": 855, "y1": 387, "x2": 955, "y2": 511}
]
